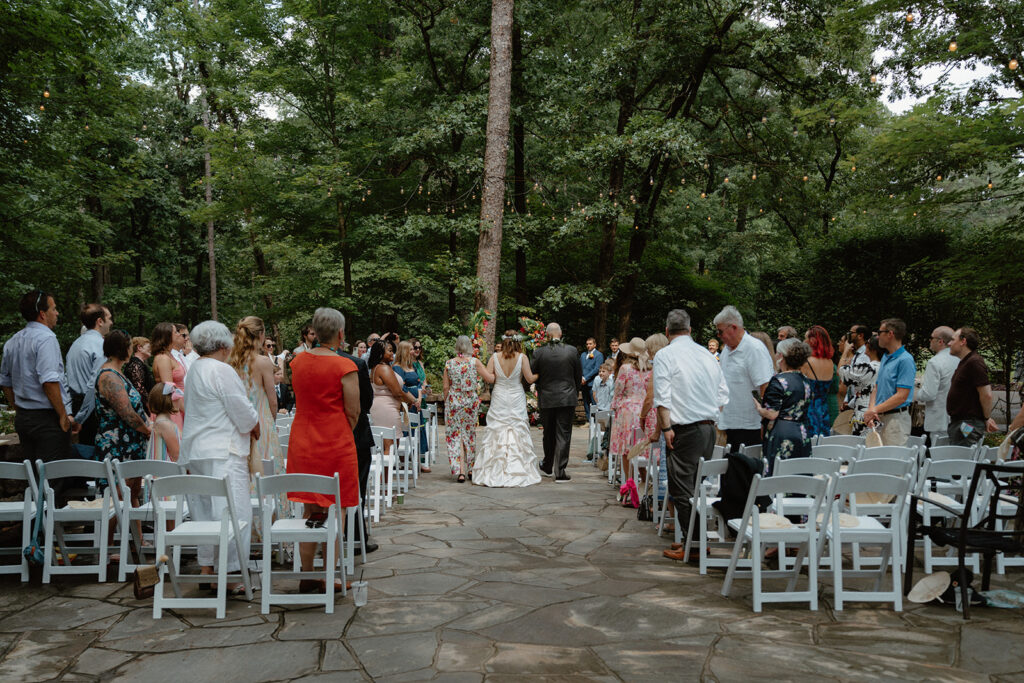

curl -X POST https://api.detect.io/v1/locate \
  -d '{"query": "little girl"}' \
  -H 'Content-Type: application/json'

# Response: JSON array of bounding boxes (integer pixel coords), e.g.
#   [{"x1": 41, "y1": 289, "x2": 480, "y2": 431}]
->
[{"x1": 148, "y1": 383, "x2": 181, "y2": 462}]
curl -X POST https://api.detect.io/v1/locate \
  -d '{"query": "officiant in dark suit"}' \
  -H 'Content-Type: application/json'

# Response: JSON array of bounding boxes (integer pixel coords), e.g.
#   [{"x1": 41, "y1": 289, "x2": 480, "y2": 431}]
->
[{"x1": 531, "y1": 323, "x2": 583, "y2": 482}]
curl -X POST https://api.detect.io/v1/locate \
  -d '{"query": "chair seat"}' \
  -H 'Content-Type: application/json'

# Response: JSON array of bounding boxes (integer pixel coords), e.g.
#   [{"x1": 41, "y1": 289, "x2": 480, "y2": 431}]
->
[
  {"x1": 54, "y1": 505, "x2": 116, "y2": 521},
  {"x1": 728, "y1": 517, "x2": 813, "y2": 540},
  {"x1": 0, "y1": 502, "x2": 31, "y2": 518},
  {"x1": 166, "y1": 520, "x2": 248, "y2": 543}
]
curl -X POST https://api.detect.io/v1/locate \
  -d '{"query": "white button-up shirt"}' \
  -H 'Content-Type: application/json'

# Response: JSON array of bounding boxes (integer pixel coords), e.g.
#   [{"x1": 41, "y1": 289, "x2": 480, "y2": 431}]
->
[
  {"x1": 916, "y1": 347, "x2": 959, "y2": 433},
  {"x1": 653, "y1": 334, "x2": 729, "y2": 426},
  {"x1": 717, "y1": 332, "x2": 775, "y2": 430},
  {"x1": 181, "y1": 357, "x2": 258, "y2": 464}
]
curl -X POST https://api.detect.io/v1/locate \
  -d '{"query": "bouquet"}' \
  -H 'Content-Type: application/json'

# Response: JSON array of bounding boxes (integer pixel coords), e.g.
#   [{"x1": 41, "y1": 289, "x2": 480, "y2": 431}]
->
[
  {"x1": 467, "y1": 309, "x2": 492, "y2": 359},
  {"x1": 518, "y1": 317, "x2": 546, "y2": 353}
]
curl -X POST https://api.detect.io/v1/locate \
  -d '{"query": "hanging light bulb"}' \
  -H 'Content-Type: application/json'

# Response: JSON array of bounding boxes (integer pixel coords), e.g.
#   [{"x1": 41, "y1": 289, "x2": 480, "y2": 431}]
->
[
  {"x1": 142, "y1": 122, "x2": 147, "y2": 131},
  {"x1": 802, "y1": 175, "x2": 809, "y2": 182},
  {"x1": 39, "y1": 105, "x2": 45, "y2": 111},
  {"x1": 723, "y1": 176, "x2": 729, "y2": 183},
  {"x1": 751, "y1": 172, "x2": 757, "y2": 180},
  {"x1": 905, "y1": 12, "x2": 914, "y2": 22},
  {"x1": 747, "y1": 131, "x2": 753, "y2": 139},
  {"x1": 680, "y1": 177, "x2": 685, "y2": 184},
  {"x1": 649, "y1": 177, "x2": 654, "y2": 185},
  {"x1": 700, "y1": 192, "x2": 706, "y2": 199},
  {"x1": 870, "y1": 74, "x2": 878, "y2": 83},
  {"x1": 43, "y1": 87, "x2": 51, "y2": 98},
  {"x1": 851, "y1": 165, "x2": 856, "y2": 172},
  {"x1": 829, "y1": 116, "x2": 836, "y2": 126},
  {"x1": 761, "y1": 115, "x2": 768, "y2": 123},
  {"x1": 792, "y1": 125, "x2": 798, "y2": 136},
  {"x1": 936, "y1": 174, "x2": 943, "y2": 181},
  {"x1": 948, "y1": 41, "x2": 957, "y2": 52},
  {"x1": 1010, "y1": 59, "x2": 1019, "y2": 70},
  {"x1": 987, "y1": 177, "x2": 993, "y2": 189}
]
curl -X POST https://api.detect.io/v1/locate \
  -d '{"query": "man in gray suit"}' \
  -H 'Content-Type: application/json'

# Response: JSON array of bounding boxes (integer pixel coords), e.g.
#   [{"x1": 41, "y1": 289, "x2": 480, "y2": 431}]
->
[{"x1": 531, "y1": 323, "x2": 583, "y2": 482}]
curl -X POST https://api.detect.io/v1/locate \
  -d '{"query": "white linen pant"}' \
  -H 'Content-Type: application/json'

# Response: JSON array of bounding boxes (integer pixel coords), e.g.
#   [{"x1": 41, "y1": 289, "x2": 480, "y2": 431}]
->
[{"x1": 189, "y1": 455, "x2": 252, "y2": 572}]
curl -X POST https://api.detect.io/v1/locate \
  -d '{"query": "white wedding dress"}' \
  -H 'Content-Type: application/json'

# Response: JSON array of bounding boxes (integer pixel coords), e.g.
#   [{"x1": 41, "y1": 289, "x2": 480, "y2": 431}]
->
[{"x1": 473, "y1": 353, "x2": 541, "y2": 487}]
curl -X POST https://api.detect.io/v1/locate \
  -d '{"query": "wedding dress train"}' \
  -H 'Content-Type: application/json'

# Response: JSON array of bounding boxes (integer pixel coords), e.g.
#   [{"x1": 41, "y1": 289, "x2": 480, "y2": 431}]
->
[{"x1": 473, "y1": 353, "x2": 541, "y2": 487}]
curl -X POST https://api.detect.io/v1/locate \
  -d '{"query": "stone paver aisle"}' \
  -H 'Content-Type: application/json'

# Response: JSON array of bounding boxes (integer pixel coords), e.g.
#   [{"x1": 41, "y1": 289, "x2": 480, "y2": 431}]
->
[{"x1": 2, "y1": 425, "x2": 1024, "y2": 680}]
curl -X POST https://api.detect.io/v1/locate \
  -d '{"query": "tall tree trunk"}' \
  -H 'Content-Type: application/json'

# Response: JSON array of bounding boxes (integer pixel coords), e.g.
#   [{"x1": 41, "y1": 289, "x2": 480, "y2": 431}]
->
[
  {"x1": 193, "y1": 0, "x2": 217, "y2": 320},
  {"x1": 512, "y1": 20, "x2": 528, "y2": 307},
  {"x1": 474, "y1": 0, "x2": 514, "y2": 352}
]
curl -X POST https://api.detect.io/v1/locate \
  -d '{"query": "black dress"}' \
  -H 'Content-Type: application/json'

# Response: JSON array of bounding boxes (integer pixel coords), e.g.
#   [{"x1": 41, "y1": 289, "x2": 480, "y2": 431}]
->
[
  {"x1": 123, "y1": 356, "x2": 155, "y2": 413},
  {"x1": 763, "y1": 371, "x2": 812, "y2": 475}
]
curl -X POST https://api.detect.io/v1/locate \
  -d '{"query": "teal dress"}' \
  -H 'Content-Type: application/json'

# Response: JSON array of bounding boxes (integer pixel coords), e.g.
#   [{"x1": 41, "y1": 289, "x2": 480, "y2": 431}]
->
[
  {"x1": 94, "y1": 368, "x2": 149, "y2": 461},
  {"x1": 763, "y1": 371, "x2": 812, "y2": 475},
  {"x1": 805, "y1": 366, "x2": 834, "y2": 438},
  {"x1": 394, "y1": 364, "x2": 429, "y2": 456}
]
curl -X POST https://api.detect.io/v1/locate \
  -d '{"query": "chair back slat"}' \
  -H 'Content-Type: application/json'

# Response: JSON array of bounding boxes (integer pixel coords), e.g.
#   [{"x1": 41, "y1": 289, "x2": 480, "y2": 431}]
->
[
  {"x1": 928, "y1": 445, "x2": 976, "y2": 462},
  {"x1": 150, "y1": 473, "x2": 229, "y2": 499},
  {"x1": 858, "y1": 445, "x2": 917, "y2": 461},
  {"x1": 256, "y1": 473, "x2": 341, "y2": 498},
  {"x1": 817, "y1": 434, "x2": 866, "y2": 447},
  {"x1": 848, "y1": 457, "x2": 915, "y2": 478},
  {"x1": 37, "y1": 458, "x2": 109, "y2": 480},
  {"x1": 774, "y1": 457, "x2": 840, "y2": 477}
]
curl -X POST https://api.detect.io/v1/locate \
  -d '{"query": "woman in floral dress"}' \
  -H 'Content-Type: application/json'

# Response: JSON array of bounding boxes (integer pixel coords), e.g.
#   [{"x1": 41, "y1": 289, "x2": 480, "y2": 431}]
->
[
  {"x1": 609, "y1": 337, "x2": 650, "y2": 481},
  {"x1": 443, "y1": 335, "x2": 495, "y2": 482},
  {"x1": 756, "y1": 338, "x2": 814, "y2": 475}
]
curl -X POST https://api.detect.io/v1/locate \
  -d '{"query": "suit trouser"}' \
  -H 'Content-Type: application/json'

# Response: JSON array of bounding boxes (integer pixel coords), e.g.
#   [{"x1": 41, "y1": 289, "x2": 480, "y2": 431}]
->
[
  {"x1": 15, "y1": 408, "x2": 76, "y2": 503},
  {"x1": 666, "y1": 422, "x2": 717, "y2": 536},
  {"x1": 540, "y1": 406, "x2": 574, "y2": 475},
  {"x1": 70, "y1": 392, "x2": 98, "y2": 447}
]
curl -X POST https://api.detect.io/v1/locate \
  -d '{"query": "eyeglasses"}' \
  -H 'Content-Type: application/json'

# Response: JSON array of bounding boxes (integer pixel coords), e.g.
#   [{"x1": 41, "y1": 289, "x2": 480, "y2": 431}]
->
[
  {"x1": 876, "y1": 329, "x2": 892, "y2": 336},
  {"x1": 413, "y1": 345, "x2": 422, "y2": 350}
]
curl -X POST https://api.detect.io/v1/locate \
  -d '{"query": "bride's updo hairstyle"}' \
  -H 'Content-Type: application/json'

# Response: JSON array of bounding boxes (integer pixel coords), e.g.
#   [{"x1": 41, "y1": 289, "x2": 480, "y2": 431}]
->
[{"x1": 501, "y1": 329, "x2": 522, "y2": 358}]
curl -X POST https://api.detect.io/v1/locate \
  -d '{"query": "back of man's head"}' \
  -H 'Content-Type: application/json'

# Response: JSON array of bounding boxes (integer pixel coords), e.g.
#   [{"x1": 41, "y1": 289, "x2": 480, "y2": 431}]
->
[
  {"x1": 777, "y1": 325, "x2": 798, "y2": 339},
  {"x1": 546, "y1": 322, "x2": 562, "y2": 339},
  {"x1": 933, "y1": 326, "x2": 954, "y2": 345},
  {"x1": 19, "y1": 290, "x2": 51, "y2": 322},
  {"x1": 881, "y1": 318, "x2": 907, "y2": 341},
  {"x1": 666, "y1": 309, "x2": 690, "y2": 334},
  {"x1": 80, "y1": 303, "x2": 106, "y2": 330},
  {"x1": 852, "y1": 324, "x2": 870, "y2": 341}
]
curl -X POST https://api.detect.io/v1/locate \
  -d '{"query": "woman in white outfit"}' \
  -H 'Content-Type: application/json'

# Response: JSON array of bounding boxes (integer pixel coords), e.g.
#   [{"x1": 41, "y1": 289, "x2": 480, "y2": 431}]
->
[
  {"x1": 474, "y1": 332, "x2": 542, "y2": 487},
  {"x1": 181, "y1": 320, "x2": 260, "y2": 591}
]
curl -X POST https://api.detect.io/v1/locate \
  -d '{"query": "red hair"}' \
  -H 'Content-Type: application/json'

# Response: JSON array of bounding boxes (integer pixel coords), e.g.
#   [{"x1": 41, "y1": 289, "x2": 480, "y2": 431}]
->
[{"x1": 806, "y1": 325, "x2": 834, "y2": 359}]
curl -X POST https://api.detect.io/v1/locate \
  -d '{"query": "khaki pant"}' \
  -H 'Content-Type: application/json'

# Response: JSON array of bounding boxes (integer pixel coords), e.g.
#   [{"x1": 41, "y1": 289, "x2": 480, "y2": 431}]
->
[{"x1": 880, "y1": 412, "x2": 911, "y2": 446}]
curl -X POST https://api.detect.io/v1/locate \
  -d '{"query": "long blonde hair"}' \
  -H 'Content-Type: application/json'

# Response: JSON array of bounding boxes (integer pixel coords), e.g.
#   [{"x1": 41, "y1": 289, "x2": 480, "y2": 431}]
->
[
  {"x1": 645, "y1": 333, "x2": 668, "y2": 360},
  {"x1": 228, "y1": 316, "x2": 265, "y2": 386},
  {"x1": 394, "y1": 340, "x2": 415, "y2": 369}
]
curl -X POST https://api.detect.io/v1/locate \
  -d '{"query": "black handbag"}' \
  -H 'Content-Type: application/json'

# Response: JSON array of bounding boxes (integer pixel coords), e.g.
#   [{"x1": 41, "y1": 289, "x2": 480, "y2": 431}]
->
[{"x1": 637, "y1": 495, "x2": 653, "y2": 522}]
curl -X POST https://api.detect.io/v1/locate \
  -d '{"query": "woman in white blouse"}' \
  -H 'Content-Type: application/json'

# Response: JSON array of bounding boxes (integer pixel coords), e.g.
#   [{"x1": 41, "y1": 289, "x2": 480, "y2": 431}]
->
[{"x1": 181, "y1": 320, "x2": 259, "y2": 591}]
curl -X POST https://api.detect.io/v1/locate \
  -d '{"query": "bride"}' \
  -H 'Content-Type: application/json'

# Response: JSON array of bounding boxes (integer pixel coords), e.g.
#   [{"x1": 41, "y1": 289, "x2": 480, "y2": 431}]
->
[{"x1": 473, "y1": 332, "x2": 541, "y2": 487}]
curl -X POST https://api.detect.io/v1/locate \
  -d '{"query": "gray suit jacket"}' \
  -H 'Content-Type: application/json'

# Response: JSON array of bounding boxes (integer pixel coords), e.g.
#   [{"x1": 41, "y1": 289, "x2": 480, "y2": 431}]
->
[{"x1": 532, "y1": 342, "x2": 583, "y2": 410}]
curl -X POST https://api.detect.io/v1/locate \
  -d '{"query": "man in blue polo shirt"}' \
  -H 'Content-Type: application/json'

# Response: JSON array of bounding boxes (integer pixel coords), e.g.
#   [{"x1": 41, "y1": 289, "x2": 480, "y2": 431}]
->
[{"x1": 863, "y1": 318, "x2": 916, "y2": 445}]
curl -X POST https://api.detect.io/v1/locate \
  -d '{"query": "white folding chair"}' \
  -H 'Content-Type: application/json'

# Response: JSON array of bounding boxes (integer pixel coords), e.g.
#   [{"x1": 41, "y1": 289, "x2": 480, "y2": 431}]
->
[
  {"x1": 859, "y1": 444, "x2": 919, "y2": 462},
  {"x1": 107, "y1": 459, "x2": 187, "y2": 582},
  {"x1": 36, "y1": 458, "x2": 116, "y2": 583},
  {"x1": 0, "y1": 460, "x2": 37, "y2": 581},
  {"x1": 772, "y1": 457, "x2": 840, "y2": 520},
  {"x1": 818, "y1": 434, "x2": 866, "y2": 447},
  {"x1": 928, "y1": 445, "x2": 977, "y2": 462},
  {"x1": 393, "y1": 410, "x2": 416, "y2": 492},
  {"x1": 930, "y1": 433, "x2": 951, "y2": 447},
  {"x1": 721, "y1": 474, "x2": 828, "y2": 612},
  {"x1": 903, "y1": 434, "x2": 927, "y2": 449},
  {"x1": 915, "y1": 459, "x2": 980, "y2": 574},
  {"x1": 369, "y1": 426, "x2": 397, "y2": 519},
  {"x1": 629, "y1": 428, "x2": 651, "y2": 491},
  {"x1": 256, "y1": 473, "x2": 345, "y2": 614},
  {"x1": 683, "y1": 458, "x2": 732, "y2": 574},
  {"x1": 811, "y1": 443, "x2": 862, "y2": 470},
  {"x1": 846, "y1": 457, "x2": 917, "y2": 570},
  {"x1": 976, "y1": 445, "x2": 1000, "y2": 464},
  {"x1": 150, "y1": 474, "x2": 253, "y2": 619},
  {"x1": 820, "y1": 473, "x2": 910, "y2": 611},
  {"x1": 422, "y1": 403, "x2": 439, "y2": 467}
]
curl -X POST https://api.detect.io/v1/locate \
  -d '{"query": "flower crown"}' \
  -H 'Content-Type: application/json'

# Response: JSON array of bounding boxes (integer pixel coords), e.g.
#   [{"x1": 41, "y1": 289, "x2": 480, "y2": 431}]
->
[{"x1": 502, "y1": 333, "x2": 522, "y2": 341}]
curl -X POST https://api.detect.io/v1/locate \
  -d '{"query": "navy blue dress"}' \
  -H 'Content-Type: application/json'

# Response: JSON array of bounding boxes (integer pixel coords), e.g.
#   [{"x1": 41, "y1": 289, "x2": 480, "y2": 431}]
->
[{"x1": 763, "y1": 372, "x2": 813, "y2": 475}]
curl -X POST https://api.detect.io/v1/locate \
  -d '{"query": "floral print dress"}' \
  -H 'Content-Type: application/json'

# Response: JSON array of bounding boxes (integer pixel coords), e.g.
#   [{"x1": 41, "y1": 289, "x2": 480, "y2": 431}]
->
[
  {"x1": 95, "y1": 368, "x2": 149, "y2": 461},
  {"x1": 445, "y1": 355, "x2": 480, "y2": 475},
  {"x1": 609, "y1": 364, "x2": 651, "y2": 457},
  {"x1": 763, "y1": 371, "x2": 812, "y2": 475}
]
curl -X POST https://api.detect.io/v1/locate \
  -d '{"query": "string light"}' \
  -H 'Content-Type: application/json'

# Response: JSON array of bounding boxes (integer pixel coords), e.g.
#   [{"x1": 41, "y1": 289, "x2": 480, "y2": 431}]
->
[
  {"x1": 948, "y1": 41, "x2": 957, "y2": 52},
  {"x1": 987, "y1": 177, "x2": 993, "y2": 189},
  {"x1": 905, "y1": 12, "x2": 914, "y2": 22},
  {"x1": 1010, "y1": 59, "x2": 1019, "y2": 71},
  {"x1": 723, "y1": 176, "x2": 729, "y2": 184},
  {"x1": 751, "y1": 172, "x2": 757, "y2": 180},
  {"x1": 870, "y1": 74, "x2": 878, "y2": 83},
  {"x1": 43, "y1": 87, "x2": 50, "y2": 98}
]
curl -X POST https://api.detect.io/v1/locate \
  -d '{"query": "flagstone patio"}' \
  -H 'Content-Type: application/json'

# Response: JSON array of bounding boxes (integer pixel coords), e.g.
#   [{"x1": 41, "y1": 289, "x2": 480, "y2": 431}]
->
[{"x1": 2, "y1": 426, "x2": 1023, "y2": 681}]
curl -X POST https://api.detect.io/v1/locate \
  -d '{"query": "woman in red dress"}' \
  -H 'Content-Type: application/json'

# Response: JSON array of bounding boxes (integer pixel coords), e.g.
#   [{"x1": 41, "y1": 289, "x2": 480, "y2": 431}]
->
[{"x1": 287, "y1": 307, "x2": 360, "y2": 593}]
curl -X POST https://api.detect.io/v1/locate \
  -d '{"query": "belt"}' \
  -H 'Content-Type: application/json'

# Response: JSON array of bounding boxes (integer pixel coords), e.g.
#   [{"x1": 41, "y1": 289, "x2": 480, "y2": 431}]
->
[
  {"x1": 673, "y1": 420, "x2": 715, "y2": 429},
  {"x1": 882, "y1": 406, "x2": 910, "y2": 416}
]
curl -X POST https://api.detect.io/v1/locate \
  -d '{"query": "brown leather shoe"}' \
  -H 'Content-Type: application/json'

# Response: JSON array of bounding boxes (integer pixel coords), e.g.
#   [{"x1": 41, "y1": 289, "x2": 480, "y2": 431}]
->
[
  {"x1": 663, "y1": 547, "x2": 698, "y2": 562},
  {"x1": 670, "y1": 542, "x2": 683, "y2": 550}
]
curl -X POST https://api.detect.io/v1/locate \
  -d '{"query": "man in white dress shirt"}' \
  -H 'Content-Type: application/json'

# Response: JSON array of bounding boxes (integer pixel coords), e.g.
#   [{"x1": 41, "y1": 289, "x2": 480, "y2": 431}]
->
[
  {"x1": 916, "y1": 326, "x2": 959, "y2": 445},
  {"x1": 714, "y1": 305, "x2": 774, "y2": 452},
  {"x1": 654, "y1": 309, "x2": 729, "y2": 561}
]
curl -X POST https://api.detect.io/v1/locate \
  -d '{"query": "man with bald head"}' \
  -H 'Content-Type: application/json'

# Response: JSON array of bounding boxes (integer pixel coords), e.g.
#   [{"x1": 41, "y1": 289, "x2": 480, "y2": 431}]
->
[
  {"x1": 916, "y1": 325, "x2": 959, "y2": 445},
  {"x1": 531, "y1": 323, "x2": 583, "y2": 482}
]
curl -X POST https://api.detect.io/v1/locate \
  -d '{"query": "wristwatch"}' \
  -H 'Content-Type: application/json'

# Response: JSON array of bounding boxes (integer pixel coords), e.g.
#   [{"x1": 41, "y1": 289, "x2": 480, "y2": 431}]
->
[{"x1": 662, "y1": 428, "x2": 672, "y2": 434}]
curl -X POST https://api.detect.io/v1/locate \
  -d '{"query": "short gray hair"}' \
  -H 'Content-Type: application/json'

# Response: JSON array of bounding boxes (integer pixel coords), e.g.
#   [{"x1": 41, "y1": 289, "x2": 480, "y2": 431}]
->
[
  {"x1": 777, "y1": 326, "x2": 798, "y2": 339},
  {"x1": 777, "y1": 338, "x2": 811, "y2": 369},
  {"x1": 666, "y1": 309, "x2": 690, "y2": 333},
  {"x1": 546, "y1": 322, "x2": 562, "y2": 338},
  {"x1": 713, "y1": 305, "x2": 743, "y2": 329},
  {"x1": 312, "y1": 307, "x2": 345, "y2": 345},
  {"x1": 454, "y1": 335, "x2": 473, "y2": 356},
  {"x1": 776, "y1": 337, "x2": 802, "y2": 358},
  {"x1": 191, "y1": 320, "x2": 234, "y2": 356}
]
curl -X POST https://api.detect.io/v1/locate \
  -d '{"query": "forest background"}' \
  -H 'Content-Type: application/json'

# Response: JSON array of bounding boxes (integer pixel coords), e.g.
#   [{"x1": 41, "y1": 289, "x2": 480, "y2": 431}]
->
[{"x1": 1, "y1": 0, "x2": 1022, "y2": 400}]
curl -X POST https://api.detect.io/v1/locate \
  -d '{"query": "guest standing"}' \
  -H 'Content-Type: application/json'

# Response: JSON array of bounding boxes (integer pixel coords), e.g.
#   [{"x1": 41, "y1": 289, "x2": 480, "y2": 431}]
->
[
  {"x1": 123, "y1": 337, "x2": 154, "y2": 414},
  {"x1": 579, "y1": 337, "x2": 605, "y2": 422},
  {"x1": 443, "y1": 336, "x2": 494, "y2": 482},
  {"x1": 368, "y1": 339, "x2": 418, "y2": 456},
  {"x1": 609, "y1": 337, "x2": 650, "y2": 482},
  {"x1": 65, "y1": 303, "x2": 113, "y2": 446},
  {"x1": 757, "y1": 339, "x2": 813, "y2": 474},
  {"x1": 228, "y1": 316, "x2": 283, "y2": 475},
  {"x1": 181, "y1": 321, "x2": 259, "y2": 589},
  {"x1": 655, "y1": 309, "x2": 729, "y2": 560},
  {"x1": 837, "y1": 325, "x2": 878, "y2": 434},
  {"x1": 94, "y1": 330, "x2": 151, "y2": 512},
  {"x1": 393, "y1": 340, "x2": 430, "y2": 471},
  {"x1": 287, "y1": 308, "x2": 361, "y2": 592},
  {"x1": 802, "y1": 325, "x2": 836, "y2": 438},
  {"x1": 714, "y1": 306, "x2": 775, "y2": 451},
  {"x1": 147, "y1": 383, "x2": 181, "y2": 462},
  {"x1": 863, "y1": 318, "x2": 916, "y2": 445},
  {"x1": 152, "y1": 322, "x2": 186, "y2": 431}
]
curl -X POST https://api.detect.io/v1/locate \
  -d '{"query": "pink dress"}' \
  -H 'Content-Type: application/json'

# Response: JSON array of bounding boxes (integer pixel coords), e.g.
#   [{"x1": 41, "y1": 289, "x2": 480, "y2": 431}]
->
[{"x1": 609, "y1": 364, "x2": 650, "y2": 457}]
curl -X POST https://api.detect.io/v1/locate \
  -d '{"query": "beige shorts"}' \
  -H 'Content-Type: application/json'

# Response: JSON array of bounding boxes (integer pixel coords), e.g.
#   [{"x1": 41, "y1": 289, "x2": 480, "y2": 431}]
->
[{"x1": 881, "y1": 411, "x2": 911, "y2": 446}]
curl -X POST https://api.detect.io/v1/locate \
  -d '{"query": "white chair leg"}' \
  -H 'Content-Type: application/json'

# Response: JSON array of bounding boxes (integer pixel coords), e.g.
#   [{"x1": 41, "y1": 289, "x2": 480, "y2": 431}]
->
[
  {"x1": 216, "y1": 525, "x2": 229, "y2": 620},
  {"x1": 42, "y1": 509, "x2": 54, "y2": 584}
]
